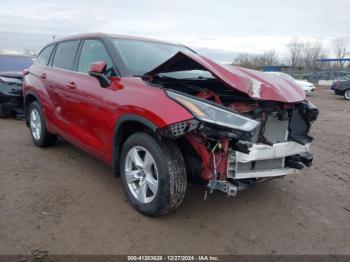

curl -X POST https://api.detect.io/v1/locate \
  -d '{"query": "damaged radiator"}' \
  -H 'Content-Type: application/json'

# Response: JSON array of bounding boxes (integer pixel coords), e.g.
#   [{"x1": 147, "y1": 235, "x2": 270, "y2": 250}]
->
[{"x1": 227, "y1": 117, "x2": 306, "y2": 179}]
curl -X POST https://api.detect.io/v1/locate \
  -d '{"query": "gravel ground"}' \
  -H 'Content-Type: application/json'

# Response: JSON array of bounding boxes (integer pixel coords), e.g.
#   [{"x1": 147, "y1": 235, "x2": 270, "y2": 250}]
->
[{"x1": 0, "y1": 86, "x2": 349, "y2": 255}]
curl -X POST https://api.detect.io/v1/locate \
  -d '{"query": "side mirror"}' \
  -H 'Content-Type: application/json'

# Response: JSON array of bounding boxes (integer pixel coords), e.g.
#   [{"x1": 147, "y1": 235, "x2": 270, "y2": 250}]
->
[{"x1": 88, "y1": 61, "x2": 111, "y2": 88}]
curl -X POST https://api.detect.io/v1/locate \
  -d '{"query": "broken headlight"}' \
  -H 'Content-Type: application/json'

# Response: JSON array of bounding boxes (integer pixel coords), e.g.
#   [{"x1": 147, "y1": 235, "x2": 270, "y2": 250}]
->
[{"x1": 167, "y1": 91, "x2": 260, "y2": 132}]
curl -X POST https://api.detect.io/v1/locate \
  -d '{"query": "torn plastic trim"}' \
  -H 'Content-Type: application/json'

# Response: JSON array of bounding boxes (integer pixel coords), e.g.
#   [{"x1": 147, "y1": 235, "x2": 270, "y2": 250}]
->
[
  {"x1": 157, "y1": 119, "x2": 199, "y2": 138},
  {"x1": 288, "y1": 100, "x2": 319, "y2": 145},
  {"x1": 300, "y1": 100, "x2": 319, "y2": 122},
  {"x1": 158, "y1": 118, "x2": 255, "y2": 143}
]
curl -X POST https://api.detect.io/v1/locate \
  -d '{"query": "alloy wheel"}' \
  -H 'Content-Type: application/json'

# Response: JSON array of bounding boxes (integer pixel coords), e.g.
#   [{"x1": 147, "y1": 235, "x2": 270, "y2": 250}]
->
[
  {"x1": 30, "y1": 108, "x2": 42, "y2": 141},
  {"x1": 124, "y1": 146, "x2": 159, "y2": 204}
]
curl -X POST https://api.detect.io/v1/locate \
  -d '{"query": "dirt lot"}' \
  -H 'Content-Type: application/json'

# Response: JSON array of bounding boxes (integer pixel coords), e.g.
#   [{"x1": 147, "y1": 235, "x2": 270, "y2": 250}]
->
[{"x1": 0, "y1": 86, "x2": 349, "y2": 255}]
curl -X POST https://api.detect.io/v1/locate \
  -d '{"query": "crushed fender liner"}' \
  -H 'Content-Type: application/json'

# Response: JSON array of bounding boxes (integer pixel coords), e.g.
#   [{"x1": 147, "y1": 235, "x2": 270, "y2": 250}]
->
[{"x1": 289, "y1": 101, "x2": 318, "y2": 145}]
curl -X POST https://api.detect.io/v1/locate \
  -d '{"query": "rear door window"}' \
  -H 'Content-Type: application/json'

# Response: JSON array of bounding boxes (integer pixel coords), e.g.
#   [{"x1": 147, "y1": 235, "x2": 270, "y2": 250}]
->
[
  {"x1": 37, "y1": 44, "x2": 55, "y2": 66},
  {"x1": 52, "y1": 40, "x2": 80, "y2": 71},
  {"x1": 77, "y1": 39, "x2": 115, "y2": 76}
]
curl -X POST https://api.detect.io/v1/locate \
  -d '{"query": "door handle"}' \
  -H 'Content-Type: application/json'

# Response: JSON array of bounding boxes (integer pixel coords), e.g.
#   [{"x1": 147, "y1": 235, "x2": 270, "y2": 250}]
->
[
  {"x1": 66, "y1": 81, "x2": 77, "y2": 89},
  {"x1": 39, "y1": 73, "x2": 47, "y2": 80}
]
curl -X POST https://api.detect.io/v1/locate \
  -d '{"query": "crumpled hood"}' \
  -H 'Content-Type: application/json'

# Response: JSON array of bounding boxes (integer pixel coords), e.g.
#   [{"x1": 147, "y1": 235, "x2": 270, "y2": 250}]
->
[{"x1": 145, "y1": 52, "x2": 306, "y2": 103}]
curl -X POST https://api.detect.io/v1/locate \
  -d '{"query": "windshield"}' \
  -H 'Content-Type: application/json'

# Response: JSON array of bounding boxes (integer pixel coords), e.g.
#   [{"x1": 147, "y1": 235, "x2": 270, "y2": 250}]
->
[
  {"x1": 0, "y1": 55, "x2": 33, "y2": 72},
  {"x1": 113, "y1": 39, "x2": 192, "y2": 76}
]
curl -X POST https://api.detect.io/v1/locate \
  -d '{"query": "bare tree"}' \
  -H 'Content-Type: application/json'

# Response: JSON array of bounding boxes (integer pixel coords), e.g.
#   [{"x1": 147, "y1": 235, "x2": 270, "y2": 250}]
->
[
  {"x1": 232, "y1": 53, "x2": 258, "y2": 69},
  {"x1": 301, "y1": 41, "x2": 326, "y2": 69},
  {"x1": 233, "y1": 50, "x2": 279, "y2": 69},
  {"x1": 332, "y1": 38, "x2": 348, "y2": 70},
  {"x1": 256, "y1": 50, "x2": 278, "y2": 68},
  {"x1": 287, "y1": 38, "x2": 303, "y2": 67}
]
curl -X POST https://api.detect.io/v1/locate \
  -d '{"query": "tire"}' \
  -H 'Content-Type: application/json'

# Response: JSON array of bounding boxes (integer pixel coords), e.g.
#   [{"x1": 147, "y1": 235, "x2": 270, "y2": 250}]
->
[
  {"x1": 344, "y1": 89, "x2": 350, "y2": 100},
  {"x1": 120, "y1": 132, "x2": 187, "y2": 216},
  {"x1": 28, "y1": 101, "x2": 57, "y2": 147}
]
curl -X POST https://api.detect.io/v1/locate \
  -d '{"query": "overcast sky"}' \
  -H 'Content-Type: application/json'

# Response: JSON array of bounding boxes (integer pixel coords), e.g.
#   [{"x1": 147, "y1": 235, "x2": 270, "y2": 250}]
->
[{"x1": 1, "y1": 0, "x2": 349, "y2": 61}]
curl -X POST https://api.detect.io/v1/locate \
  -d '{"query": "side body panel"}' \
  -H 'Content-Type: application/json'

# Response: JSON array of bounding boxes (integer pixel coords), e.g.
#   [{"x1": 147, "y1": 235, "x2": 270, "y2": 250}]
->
[{"x1": 23, "y1": 68, "x2": 194, "y2": 165}]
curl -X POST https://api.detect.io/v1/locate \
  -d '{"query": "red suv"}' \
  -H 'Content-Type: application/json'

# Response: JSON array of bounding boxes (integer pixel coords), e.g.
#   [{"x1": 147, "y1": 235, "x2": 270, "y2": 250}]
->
[{"x1": 23, "y1": 33, "x2": 318, "y2": 216}]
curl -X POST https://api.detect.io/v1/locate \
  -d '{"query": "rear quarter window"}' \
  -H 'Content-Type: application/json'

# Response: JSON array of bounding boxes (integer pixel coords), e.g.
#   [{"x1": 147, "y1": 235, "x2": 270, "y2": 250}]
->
[
  {"x1": 52, "y1": 40, "x2": 80, "y2": 71},
  {"x1": 37, "y1": 44, "x2": 55, "y2": 66}
]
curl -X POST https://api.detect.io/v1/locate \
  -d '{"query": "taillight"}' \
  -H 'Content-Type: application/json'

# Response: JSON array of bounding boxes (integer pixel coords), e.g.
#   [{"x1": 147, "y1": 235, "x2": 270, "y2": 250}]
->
[{"x1": 336, "y1": 80, "x2": 340, "y2": 87}]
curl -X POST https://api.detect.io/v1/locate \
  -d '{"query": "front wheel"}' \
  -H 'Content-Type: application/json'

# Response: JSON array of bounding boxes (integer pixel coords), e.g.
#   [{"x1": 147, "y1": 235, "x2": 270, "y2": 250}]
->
[
  {"x1": 120, "y1": 132, "x2": 187, "y2": 216},
  {"x1": 344, "y1": 89, "x2": 350, "y2": 100},
  {"x1": 28, "y1": 101, "x2": 57, "y2": 147}
]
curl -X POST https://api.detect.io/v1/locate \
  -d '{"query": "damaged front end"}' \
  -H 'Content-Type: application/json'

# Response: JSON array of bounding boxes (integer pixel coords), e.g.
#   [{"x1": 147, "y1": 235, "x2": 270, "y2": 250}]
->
[
  {"x1": 159, "y1": 91, "x2": 318, "y2": 196},
  {"x1": 147, "y1": 52, "x2": 319, "y2": 196}
]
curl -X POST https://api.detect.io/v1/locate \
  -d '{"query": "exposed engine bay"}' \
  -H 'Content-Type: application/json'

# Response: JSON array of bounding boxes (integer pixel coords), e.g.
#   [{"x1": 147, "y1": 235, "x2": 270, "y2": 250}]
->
[{"x1": 147, "y1": 62, "x2": 319, "y2": 196}]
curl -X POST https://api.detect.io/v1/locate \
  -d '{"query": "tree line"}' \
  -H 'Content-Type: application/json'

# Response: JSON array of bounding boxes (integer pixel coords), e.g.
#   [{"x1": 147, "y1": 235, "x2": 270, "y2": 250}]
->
[{"x1": 233, "y1": 38, "x2": 349, "y2": 71}]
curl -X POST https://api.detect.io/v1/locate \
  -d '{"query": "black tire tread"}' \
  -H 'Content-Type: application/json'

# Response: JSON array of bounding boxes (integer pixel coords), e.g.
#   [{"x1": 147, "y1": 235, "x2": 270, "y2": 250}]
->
[
  {"x1": 157, "y1": 137, "x2": 187, "y2": 216},
  {"x1": 120, "y1": 132, "x2": 187, "y2": 216}
]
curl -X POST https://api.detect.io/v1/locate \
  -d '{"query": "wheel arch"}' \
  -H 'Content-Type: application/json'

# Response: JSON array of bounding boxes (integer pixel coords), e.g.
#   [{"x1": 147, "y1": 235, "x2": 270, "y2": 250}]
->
[
  {"x1": 113, "y1": 114, "x2": 158, "y2": 176},
  {"x1": 24, "y1": 91, "x2": 41, "y2": 127}
]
